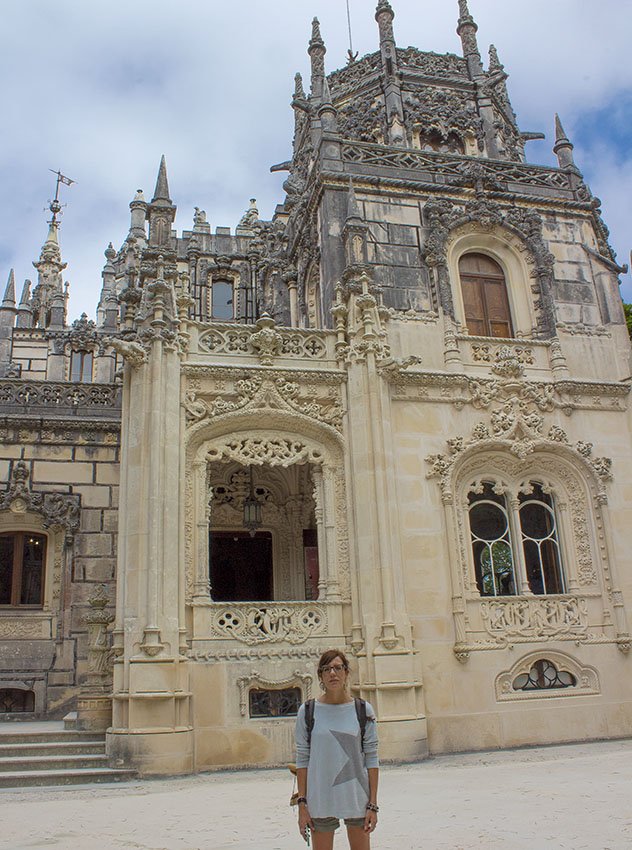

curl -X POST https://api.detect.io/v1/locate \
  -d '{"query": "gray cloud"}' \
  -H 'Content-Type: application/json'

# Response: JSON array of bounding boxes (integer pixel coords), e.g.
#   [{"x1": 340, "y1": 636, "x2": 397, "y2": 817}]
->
[{"x1": 1, "y1": 0, "x2": 631, "y2": 317}]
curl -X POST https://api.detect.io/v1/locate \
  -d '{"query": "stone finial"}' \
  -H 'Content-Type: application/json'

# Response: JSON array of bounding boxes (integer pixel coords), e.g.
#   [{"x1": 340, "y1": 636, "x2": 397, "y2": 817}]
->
[
  {"x1": 309, "y1": 17, "x2": 325, "y2": 52},
  {"x1": 18, "y1": 280, "x2": 31, "y2": 307},
  {"x1": 488, "y1": 44, "x2": 504, "y2": 72},
  {"x1": 375, "y1": 0, "x2": 394, "y2": 18},
  {"x1": 294, "y1": 72, "x2": 305, "y2": 99},
  {"x1": 553, "y1": 114, "x2": 576, "y2": 169},
  {"x1": 104, "y1": 242, "x2": 116, "y2": 264},
  {"x1": 151, "y1": 155, "x2": 171, "y2": 204},
  {"x1": 2, "y1": 270, "x2": 16, "y2": 307}
]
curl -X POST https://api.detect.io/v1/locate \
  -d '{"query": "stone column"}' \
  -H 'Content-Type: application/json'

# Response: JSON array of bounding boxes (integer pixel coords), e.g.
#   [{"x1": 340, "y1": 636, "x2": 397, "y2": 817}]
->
[
  {"x1": 76, "y1": 584, "x2": 114, "y2": 732},
  {"x1": 107, "y1": 268, "x2": 193, "y2": 775}
]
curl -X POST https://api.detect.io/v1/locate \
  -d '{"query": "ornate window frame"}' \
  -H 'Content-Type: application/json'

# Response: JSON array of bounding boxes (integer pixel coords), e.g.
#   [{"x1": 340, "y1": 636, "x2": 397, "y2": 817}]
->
[
  {"x1": 448, "y1": 230, "x2": 536, "y2": 338},
  {"x1": 495, "y1": 650, "x2": 599, "y2": 702},
  {"x1": 427, "y1": 434, "x2": 630, "y2": 661},
  {"x1": 237, "y1": 670, "x2": 313, "y2": 717}
]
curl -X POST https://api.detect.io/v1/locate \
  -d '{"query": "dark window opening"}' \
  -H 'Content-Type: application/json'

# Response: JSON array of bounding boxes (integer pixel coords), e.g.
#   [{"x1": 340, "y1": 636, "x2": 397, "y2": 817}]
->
[
  {"x1": 513, "y1": 659, "x2": 577, "y2": 691},
  {"x1": 459, "y1": 253, "x2": 513, "y2": 338},
  {"x1": 209, "y1": 531, "x2": 273, "y2": 601},
  {"x1": 0, "y1": 532, "x2": 46, "y2": 607},
  {"x1": 0, "y1": 688, "x2": 35, "y2": 713},
  {"x1": 303, "y1": 529, "x2": 319, "y2": 600},
  {"x1": 70, "y1": 350, "x2": 93, "y2": 382},
  {"x1": 249, "y1": 687, "x2": 301, "y2": 718}
]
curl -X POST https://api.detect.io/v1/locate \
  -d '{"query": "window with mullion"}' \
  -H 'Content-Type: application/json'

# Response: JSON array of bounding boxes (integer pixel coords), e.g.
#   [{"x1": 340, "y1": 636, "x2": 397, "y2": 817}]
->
[
  {"x1": 459, "y1": 253, "x2": 513, "y2": 338},
  {"x1": 468, "y1": 483, "x2": 517, "y2": 596}
]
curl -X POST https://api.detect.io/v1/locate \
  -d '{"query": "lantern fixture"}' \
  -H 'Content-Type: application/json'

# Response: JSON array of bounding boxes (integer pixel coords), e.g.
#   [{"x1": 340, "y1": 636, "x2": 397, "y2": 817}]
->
[{"x1": 243, "y1": 465, "x2": 262, "y2": 537}]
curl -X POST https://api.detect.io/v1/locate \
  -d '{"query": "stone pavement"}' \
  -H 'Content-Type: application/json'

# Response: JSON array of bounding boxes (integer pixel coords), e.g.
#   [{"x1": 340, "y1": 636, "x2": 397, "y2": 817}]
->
[{"x1": 2, "y1": 738, "x2": 631, "y2": 850}]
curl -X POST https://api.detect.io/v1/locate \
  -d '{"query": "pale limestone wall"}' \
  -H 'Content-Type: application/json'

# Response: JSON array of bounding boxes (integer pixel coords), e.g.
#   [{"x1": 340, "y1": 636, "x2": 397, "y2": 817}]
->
[
  {"x1": 0, "y1": 435, "x2": 119, "y2": 716},
  {"x1": 388, "y1": 311, "x2": 632, "y2": 753}
]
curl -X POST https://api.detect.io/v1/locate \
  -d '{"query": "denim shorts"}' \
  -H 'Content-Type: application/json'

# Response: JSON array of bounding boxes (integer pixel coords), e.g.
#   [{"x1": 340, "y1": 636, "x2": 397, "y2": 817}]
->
[{"x1": 311, "y1": 817, "x2": 365, "y2": 833}]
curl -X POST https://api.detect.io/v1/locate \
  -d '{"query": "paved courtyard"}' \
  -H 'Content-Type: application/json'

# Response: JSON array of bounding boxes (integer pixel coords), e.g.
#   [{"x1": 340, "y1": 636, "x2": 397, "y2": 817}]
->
[{"x1": 2, "y1": 738, "x2": 631, "y2": 850}]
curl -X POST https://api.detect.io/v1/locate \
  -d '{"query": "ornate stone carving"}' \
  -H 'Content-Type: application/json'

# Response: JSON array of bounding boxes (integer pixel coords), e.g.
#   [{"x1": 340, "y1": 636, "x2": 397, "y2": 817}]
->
[
  {"x1": 207, "y1": 438, "x2": 325, "y2": 468},
  {"x1": 83, "y1": 585, "x2": 115, "y2": 686},
  {"x1": 0, "y1": 461, "x2": 80, "y2": 541},
  {"x1": 397, "y1": 48, "x2": 468, "y2": 79},
  {"x1": 471, "y1": 343, "x2": 534, "y2": 366},
  {"x1": 197, "y1": 324, "x2": 328, "y2": 361},
  {"x1": 236, "y1": 670, "x2": 313, "y2": 716},
  {"x1": 103, "y1": 336, "x2": 148, "y2": 368},
  {"x1": 402, "y1": 86, "x2": 481, "y2": 148},
  {"x1": 0, "y1": 380, "x2": 120, "y2": 414},
  {"x1": 337, "y1": 91, "x2": 386, "y2": 144},
  {"x1": 481, "y1": 597, "x2": 588, "y2": 641},
  {"x1": 208, "y1": 602, "x2": 327, "y2": 645},
  {"x1": 184, "y1": 373, "x2": 343, "y2": 432},
  {"x1": 495, "y1": 651, "x2": 599, "y2": 702}
]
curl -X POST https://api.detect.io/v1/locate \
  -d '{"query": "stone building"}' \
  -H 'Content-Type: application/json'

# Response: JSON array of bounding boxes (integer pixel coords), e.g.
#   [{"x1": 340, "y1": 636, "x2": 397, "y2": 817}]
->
[{"x1": 1, "y1": 0, "x2": 631, "y2": 774}]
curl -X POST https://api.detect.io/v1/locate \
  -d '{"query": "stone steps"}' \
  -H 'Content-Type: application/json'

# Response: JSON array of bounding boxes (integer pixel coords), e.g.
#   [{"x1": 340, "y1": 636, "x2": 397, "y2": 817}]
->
[{"x1": 0, "y1": 726, "x2": 137, "y2": 787}]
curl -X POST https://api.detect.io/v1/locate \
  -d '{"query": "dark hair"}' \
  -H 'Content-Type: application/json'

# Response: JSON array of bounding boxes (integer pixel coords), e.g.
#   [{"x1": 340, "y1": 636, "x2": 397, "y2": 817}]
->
[{"x1": 317, "y1": 648, "x2": 350, "y2": 675}]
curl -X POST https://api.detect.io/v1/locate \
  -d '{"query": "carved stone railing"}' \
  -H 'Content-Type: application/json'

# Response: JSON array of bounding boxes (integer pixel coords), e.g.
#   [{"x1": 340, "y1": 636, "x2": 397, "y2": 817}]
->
[
  {"x1": 480, "y1": 596, "x2": 588, "y2": 640},
  {"x1": 0, "y1": 380, "x2": 121, "y2": 419},
  {"x1": 191, "y1": 320, "x2": 337, "y2": 364},
  {"x1": 206, "y1": 602, "x2": 327, "y2": 646},
  {"x1": 457, "y1": 336, "x2": 552, "y2": 374},
  {"x1": 341, "y1": 142, "x2": 579, "y2": 199}
]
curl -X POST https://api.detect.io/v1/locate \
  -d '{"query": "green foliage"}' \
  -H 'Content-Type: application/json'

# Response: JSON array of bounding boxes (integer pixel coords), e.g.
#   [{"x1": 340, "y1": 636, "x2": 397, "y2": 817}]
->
[{"x1": 624, "y1": 303, "x2": 632, "y2": 341}]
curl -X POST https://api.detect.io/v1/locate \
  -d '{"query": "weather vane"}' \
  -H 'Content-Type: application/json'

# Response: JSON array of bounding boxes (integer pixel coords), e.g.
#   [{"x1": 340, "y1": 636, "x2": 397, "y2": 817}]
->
[
  {"x1": 346, "y1": 0, "x2": 358, "y2": 64},
  {"x1": 47, "y1": 169, "x2": 76, "y2": 225}
]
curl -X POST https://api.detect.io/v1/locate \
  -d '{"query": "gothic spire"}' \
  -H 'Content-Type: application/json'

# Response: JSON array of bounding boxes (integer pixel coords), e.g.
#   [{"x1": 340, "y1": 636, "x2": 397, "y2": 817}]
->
[
  {"x1": 2, "y1": 270, "x2": 16, "y2": 308},
  {"x1": 375, "y1": 0, "x2": 404, "y2": 143},
  {"x1": 457, "y1": 0, "x2": 483, "y2": 79},
  {"x1": 16, "y1": 280, "x2": 32, "y2": 329},
  {"x1": 308, "y1": 18, "x2": 327, "y2": 100},
  {"x1": 488, "y1": 44, "x2": 504, "y2": 74},
  {"x1": 553, "y1": 114, "x2": 577, "y2": 169},
  {"x1": 151, "y1": 155, "x2": 171, "y2": 204}
]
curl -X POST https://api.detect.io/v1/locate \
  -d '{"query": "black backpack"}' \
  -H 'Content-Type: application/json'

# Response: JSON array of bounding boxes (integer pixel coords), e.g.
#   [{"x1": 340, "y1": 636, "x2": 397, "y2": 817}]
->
[{"x1": 304, "y1": 697, "x2": 370, "y2": 750}]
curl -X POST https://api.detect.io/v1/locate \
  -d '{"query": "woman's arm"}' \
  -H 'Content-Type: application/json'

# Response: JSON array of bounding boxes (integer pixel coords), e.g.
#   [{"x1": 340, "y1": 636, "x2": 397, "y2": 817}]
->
[
  {"x1": 364, "y1": 767, "x2": 379, "y2": 833},
  {"x1": 296, "y1": 767, "x2": 313, "y2": 839}
]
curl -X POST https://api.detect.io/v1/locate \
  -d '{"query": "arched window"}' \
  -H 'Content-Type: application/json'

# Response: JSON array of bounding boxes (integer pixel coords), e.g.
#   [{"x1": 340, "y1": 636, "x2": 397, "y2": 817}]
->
[
  {"x1": 459, "y1": 253, "x2": 513, "y2": 338},
  {"x1": 519, "y1": 483, "x2": 565, "y2": 595},
  {"x1": 0, "y1": 532, "x2": 47, "y2": 607},
  {"x1": 468, "y1": 480, "x2": 566, "y2": 597},
  {"x1": 211, "y1": 280, "x2": 234, "y2": 320},
  {"x1": 468, "y1": 483, "x2": 516, "y2": 596}
]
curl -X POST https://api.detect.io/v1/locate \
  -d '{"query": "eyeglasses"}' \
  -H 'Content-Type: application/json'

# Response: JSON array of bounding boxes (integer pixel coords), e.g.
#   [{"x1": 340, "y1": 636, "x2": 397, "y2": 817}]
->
[{"x1": 320, "y1": 664, "x2": 347, "y2": 675}]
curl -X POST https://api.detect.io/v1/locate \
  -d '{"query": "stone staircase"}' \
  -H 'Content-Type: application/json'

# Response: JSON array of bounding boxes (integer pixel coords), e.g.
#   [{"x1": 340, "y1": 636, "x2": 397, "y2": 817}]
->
[{"x1": 0, "y1": 722, "x2": 137, "y2": 787}]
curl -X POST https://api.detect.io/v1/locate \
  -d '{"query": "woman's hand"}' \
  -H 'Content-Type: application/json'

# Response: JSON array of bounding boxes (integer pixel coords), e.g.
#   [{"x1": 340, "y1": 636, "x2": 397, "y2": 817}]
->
[
  {"x1": 364, "y1": 808, "x2": 378, "y2": 833},
  {"x1": 298, "y1": 803, "x2": 313, "y2": 841}
]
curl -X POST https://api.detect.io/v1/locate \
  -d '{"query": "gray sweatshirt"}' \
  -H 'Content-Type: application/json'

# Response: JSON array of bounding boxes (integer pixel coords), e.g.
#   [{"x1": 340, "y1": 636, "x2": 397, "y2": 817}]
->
[{"x1": 295, "y1": 700, "x2": 379, "y2": 819}]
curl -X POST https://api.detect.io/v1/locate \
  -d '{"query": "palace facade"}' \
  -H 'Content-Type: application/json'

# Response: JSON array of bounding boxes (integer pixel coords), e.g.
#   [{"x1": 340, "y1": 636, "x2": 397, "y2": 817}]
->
[{"x1": 1, "y1": 0, "x2": 631, "y2": 774}]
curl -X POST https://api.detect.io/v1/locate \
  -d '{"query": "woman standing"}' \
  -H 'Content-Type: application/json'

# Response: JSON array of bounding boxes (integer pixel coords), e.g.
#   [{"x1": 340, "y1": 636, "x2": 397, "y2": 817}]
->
[{"x1": 295, "y1": 649, "x2": 379, "y2": 849}]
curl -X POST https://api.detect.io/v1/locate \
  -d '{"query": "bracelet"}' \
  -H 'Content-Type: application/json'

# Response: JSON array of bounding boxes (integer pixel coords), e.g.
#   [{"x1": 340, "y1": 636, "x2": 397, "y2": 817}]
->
[
  {"x1": 366, "y1": 803, "x2": 379, "y2": 813},
  {"x1": 297, "y1": 796, "x2": 308, "y2": 806}
]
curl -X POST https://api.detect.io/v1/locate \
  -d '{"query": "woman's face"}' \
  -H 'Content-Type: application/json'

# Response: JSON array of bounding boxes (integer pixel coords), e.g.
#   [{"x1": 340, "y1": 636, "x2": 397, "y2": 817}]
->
[{"x1": 319, "y1": 656, "x2": 348, "y2": 693}]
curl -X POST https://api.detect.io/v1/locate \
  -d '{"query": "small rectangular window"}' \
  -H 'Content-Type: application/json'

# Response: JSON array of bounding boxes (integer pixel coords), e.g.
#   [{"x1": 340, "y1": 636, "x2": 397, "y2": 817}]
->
[
  {"x1": 70, "y1": 351, "x2": 93, "y2": 382},
  {"x1": 211, "y1": 281, "x2": 234, "y2": 320},
  {"x1": 249, "y1": 687, "x2": 301, "y2": 718}
]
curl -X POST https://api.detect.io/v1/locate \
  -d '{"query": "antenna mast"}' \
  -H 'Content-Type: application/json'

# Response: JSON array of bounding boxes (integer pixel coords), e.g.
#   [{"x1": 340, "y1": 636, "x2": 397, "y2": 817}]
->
[{"x1": 346, "y1": 0, "x2": 358, "y2": 64}]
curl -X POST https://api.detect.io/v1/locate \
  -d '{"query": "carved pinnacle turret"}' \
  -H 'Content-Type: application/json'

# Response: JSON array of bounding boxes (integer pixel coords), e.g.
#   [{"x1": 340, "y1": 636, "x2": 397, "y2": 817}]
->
[
  {"x1": 2, "y1": 270, "x2": 16, "y2": 308},
  {"x1": 152, "y1": 155, "x2": 171, "y2": 204},
  {"x1": 553, "y1": 114, "x2": 578, "y2": 171},
  {"x1": 308, "y1": 18, "x2": 326, "y2": 99},
  {"x1": 147, "y1": 156, "x2": 176, "y2": 248}
]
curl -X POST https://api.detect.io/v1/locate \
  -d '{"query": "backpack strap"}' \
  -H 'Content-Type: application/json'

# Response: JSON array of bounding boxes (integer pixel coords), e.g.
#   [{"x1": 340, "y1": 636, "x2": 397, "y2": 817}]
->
[
  {"x1": 304, "y1": 698, "x2": 316, "y2": 747},
  {"x1": 354, "y1": 697, "x2": 368, "y2": 750}
]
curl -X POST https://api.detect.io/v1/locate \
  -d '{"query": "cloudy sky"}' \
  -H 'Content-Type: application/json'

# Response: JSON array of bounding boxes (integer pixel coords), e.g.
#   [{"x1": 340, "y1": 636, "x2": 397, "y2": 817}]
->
[{"x1": 1, "y1": 0, "x2": 631, "y2": 320}]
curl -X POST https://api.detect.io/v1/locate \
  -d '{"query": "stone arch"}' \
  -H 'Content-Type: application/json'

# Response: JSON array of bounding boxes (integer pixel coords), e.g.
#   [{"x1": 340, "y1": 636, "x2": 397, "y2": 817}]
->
[
  {"x1": 448, "y1": 228, "x2": 537, "y2": 337},
  {"x1": 495, "y1": 649, "x2": 599, "y2": 702},
  {"x1": 451, "y1": 442, "x2": 605, "y2": 595},
  {"x1": 185, "y1": 409, "x2": 349, "y2": 605},
  {"x1": 423, "y1": 198, "x2": 557, "y2": 337}
]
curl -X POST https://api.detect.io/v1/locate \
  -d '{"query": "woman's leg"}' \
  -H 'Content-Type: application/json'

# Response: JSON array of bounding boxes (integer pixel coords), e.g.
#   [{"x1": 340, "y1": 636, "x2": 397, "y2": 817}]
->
[
  {"x1": 346, "y1": 825, "x2": 370, "y2": 850},
  {"x1": 312, "y1": 830, "x2": 335, "y2": 850}
]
